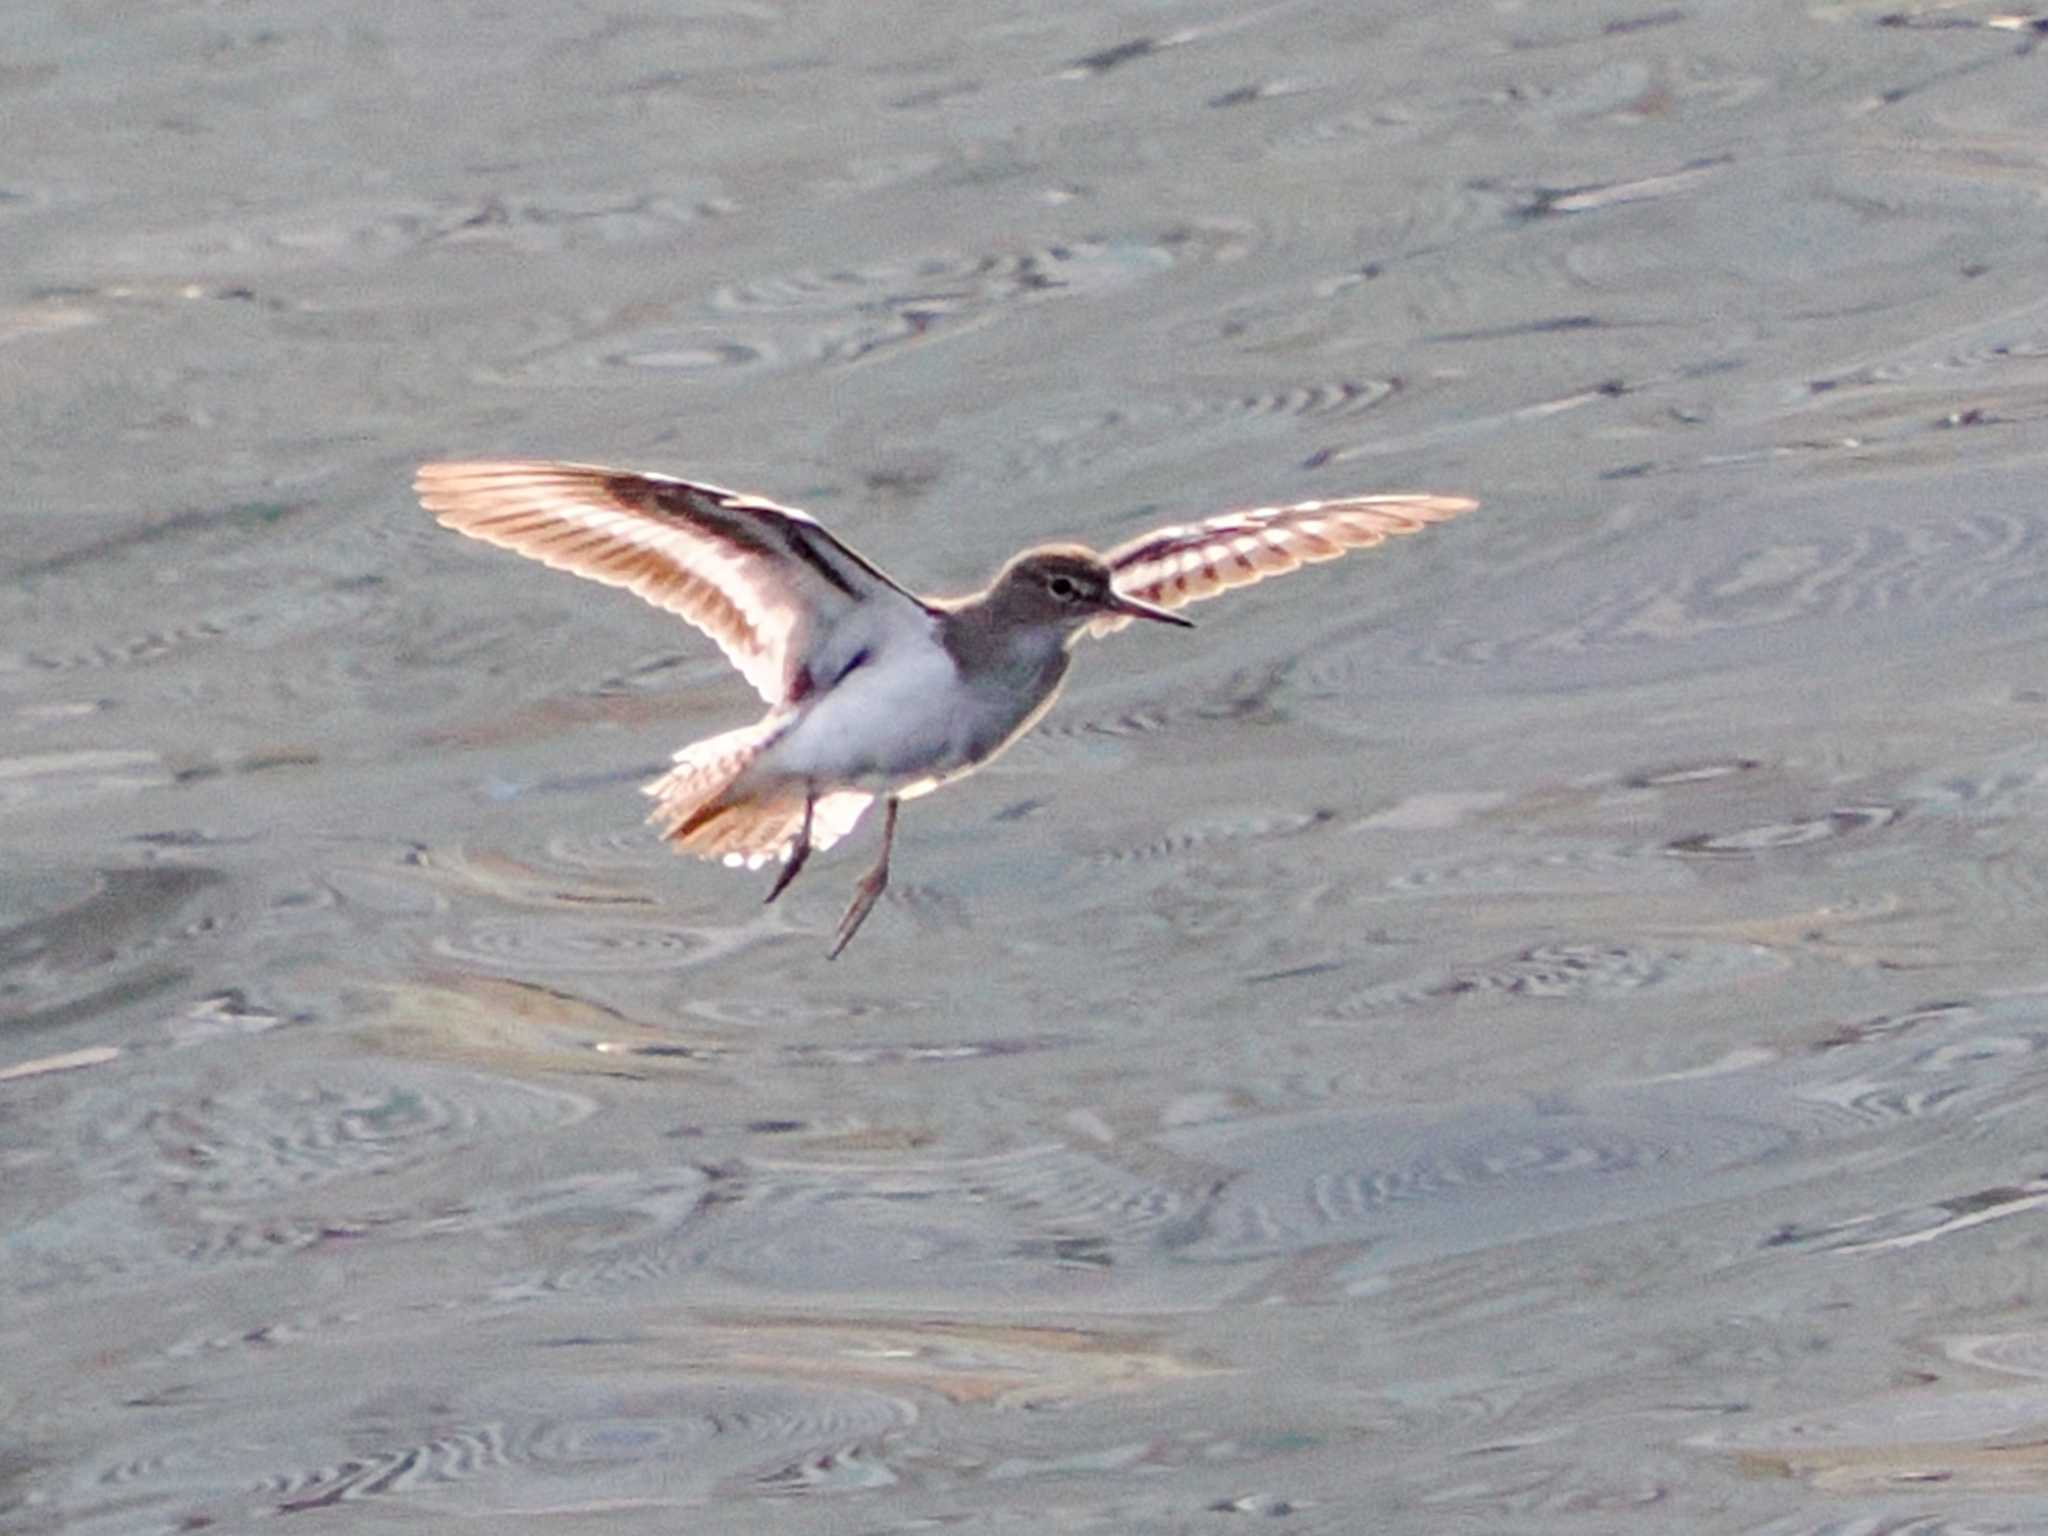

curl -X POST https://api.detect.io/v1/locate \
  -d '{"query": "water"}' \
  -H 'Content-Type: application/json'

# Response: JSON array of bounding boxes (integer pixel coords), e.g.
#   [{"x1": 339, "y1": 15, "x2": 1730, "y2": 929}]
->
[{"x1": 8, "y1": 0, "x2": 2048, "y2": 1529}]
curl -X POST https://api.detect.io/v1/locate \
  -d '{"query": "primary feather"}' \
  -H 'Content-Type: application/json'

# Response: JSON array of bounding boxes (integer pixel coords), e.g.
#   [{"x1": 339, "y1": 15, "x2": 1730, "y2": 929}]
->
[{"x1": 1090, "y1": 492, "x2": 1475, "y2": 637}]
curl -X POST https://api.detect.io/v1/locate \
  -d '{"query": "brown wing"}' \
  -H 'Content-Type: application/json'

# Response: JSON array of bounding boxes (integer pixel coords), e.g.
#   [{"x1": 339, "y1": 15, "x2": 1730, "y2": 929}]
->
[
  {"x1": 1090, "y1": 492, "x2": 1476, "y2": 637},
  {"x1": 415, "y1": 460, "x2": 927, "y2": 705}
]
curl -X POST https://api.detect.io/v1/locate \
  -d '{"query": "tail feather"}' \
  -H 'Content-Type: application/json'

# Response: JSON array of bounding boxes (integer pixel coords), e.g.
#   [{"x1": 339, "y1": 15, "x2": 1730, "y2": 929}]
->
[{"x1": 642, "y1": 718, "x2": 873, "y2": 869}]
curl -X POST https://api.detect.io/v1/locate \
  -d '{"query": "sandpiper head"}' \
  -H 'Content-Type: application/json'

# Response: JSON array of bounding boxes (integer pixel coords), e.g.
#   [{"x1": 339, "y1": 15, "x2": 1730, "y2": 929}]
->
[{"x1": 993, "y1": 546, "x2": 1194, "y2": 631}]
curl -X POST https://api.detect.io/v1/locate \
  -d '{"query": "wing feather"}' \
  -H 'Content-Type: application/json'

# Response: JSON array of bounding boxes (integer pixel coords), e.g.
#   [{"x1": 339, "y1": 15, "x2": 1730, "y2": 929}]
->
[
  {"x1": 1090, "y1": 492, "x2": 1475, "y2": 637},
  {"x1": 416, "y1": 459, "x2": 926, "y2": 704}
]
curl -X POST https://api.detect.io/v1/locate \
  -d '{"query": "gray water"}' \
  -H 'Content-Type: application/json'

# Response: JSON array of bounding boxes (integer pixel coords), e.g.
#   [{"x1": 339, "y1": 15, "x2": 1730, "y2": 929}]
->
[{"x1": 9, "y1": 0, "x2": 2048, "y2": 1529}]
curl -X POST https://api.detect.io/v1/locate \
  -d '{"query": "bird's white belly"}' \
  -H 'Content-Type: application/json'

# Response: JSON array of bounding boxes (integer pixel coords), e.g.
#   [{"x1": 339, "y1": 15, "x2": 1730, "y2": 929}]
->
[{"x1": 762, "y1": 643, "x2": 982, "y2": 793}]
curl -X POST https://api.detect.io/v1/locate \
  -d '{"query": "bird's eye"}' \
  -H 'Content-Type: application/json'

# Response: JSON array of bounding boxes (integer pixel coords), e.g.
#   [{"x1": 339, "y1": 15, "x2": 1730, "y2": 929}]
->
[{"x1": 1048, "y1": 575, "x2": 1079, "y2": 599}]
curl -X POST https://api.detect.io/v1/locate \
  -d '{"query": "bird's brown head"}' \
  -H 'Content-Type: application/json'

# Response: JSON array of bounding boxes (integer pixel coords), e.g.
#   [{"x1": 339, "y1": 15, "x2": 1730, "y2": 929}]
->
[{"x1": 990, "y1": 545, "x2": 1193, "y2": 633}]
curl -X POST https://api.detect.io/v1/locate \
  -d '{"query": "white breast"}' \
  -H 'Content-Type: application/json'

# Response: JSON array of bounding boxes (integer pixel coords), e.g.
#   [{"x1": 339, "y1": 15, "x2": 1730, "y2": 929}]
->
[{"x1": 762, "y1": 622, "x2": 976, "y2": 792}]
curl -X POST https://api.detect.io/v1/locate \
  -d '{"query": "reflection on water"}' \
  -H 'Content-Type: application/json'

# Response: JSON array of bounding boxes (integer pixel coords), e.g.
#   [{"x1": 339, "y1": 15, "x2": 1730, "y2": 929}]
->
[{"x1": 9, "y1": 0, "x2": 2048, "y2": 1530}]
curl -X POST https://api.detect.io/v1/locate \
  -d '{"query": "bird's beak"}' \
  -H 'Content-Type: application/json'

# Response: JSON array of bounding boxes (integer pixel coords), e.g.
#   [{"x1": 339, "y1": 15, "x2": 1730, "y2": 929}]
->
[{"x1": 1107, "y1": 590, "x2": 1195, "y2": 627}]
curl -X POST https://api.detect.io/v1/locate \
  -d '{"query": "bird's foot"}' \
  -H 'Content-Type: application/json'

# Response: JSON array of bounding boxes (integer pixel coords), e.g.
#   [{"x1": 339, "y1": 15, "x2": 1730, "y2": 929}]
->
[
  {"x1": 763, "y1": 841, "x2": 810, "y2": 904},
  {"x1": 827, "y1": 863, "x2": 889, "y2": 958},
  {"x1": 763, "y1": 788, "x2": 815, "y2": 904},
  {"x1": 826, "y1": 796, "x2": 898, "y2": 959}
]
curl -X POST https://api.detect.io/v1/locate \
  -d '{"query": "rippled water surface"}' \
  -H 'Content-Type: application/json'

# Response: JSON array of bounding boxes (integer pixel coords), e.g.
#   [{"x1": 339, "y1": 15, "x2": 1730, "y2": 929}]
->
[{"x1": 10, "y1": 0, "x2": 2048, "y2": 1530}]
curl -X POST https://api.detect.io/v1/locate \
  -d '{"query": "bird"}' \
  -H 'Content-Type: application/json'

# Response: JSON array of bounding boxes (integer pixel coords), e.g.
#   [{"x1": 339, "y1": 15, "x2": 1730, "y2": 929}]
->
[{"x1": 415, "y1": 459, "x2": 1474, "y2": 955}]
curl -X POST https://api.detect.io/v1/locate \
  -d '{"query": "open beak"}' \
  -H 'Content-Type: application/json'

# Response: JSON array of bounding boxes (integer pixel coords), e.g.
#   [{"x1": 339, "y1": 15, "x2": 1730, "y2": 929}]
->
[{"x1": 1107, "y1": 589, "x2": 1195, "y2": 628}]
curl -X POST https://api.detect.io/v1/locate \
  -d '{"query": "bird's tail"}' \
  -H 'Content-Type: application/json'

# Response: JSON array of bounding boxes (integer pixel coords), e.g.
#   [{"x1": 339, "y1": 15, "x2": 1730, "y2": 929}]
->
[{"x1": 642, "y1": 717, "x2": 872, "y2": 869}]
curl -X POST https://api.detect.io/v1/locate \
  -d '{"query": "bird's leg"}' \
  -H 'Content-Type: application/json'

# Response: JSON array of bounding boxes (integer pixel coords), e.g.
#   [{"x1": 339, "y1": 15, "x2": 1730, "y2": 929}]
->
[
  {"x1": 763, "y1": 783, "x2": 815, "y2": 905},
  {"x1": 828, "y1": 797, "x2": 899, "y2": 958}
]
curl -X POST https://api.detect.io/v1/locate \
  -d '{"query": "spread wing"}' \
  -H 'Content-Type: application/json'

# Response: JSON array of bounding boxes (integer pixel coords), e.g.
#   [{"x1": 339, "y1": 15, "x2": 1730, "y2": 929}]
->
[
  {"x1": 1090, "y1": 492, "x2": 1476, "y2": 638},
  {"x1": 415, "y1": 460, "x2": 929, "y2": 705}
]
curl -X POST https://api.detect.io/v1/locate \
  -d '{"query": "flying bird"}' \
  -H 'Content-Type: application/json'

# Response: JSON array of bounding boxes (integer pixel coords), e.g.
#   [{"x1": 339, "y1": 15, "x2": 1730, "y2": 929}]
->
[{"x1": 416, "y1": 460, "x2": 1473, "y2": 954}]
